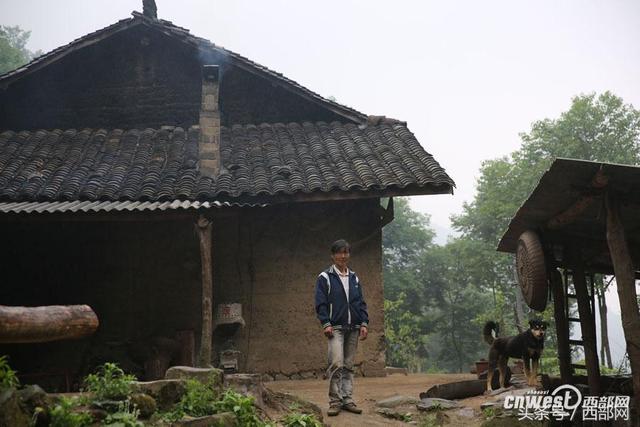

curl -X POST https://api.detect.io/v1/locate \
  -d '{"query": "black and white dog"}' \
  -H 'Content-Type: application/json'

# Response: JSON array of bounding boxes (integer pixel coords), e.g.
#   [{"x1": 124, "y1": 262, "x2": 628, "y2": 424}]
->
[{"x1": 483, "y1": 319, "x2": 548, "y2": 391}]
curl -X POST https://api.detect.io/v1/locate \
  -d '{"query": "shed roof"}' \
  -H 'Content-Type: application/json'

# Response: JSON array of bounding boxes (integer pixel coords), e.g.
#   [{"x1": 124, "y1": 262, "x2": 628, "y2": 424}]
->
[
  {"x1": 497, "y1": 158, "x2": 640, "y2": 272},
  {"x1": 0, "y1": 122, "x2": 453, "y2": 206}
]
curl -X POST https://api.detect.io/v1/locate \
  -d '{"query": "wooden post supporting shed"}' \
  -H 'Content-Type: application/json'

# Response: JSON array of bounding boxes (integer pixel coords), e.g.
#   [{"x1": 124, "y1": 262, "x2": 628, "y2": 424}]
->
[
  {"x1": 549, "y1": 269, "x2": 572, "y2": 384},
  {"x1": 571, "y1": 260, "x2": 601, "y2": 395},
  {"x1": 605, "y1": 195, "x2": 640, "y2": 412},
  {"x1": 196, "y1": 214, "x2": 214, "y2": 367}
]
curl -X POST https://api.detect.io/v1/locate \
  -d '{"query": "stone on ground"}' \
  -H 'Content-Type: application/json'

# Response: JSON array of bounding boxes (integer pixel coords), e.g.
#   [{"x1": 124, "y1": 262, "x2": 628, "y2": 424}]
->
[
  {"x1": 456, "y1": 407, "x2": 476, "y2": 418},
  {"x1": 417, "y1": 397, "x2": 459, "y2": 411},
  {"x1": 131, "y1": 379, "x2": 186, "y2": 409},
  {"x1": 129, "y1": 393, "x2": 157, "y2": 418},
  {"x1": 375, "y1": 394, "x2": 420, "y2": 408},
  {"x1": 165, "y1": 366, "x2": 223, "y2": 390},
  {"x1": 0, "y1": 388, "x2": 32, "y2": 427},
  {"x1": 224, "y1": 373, "x2": 265, "y2": 408}
]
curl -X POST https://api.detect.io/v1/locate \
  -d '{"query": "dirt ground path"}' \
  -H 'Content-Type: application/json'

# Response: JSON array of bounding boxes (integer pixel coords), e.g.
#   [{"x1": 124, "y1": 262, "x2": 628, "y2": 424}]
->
[{"x1": 267, "y1": 373, "x2": 482, "y2": 427}]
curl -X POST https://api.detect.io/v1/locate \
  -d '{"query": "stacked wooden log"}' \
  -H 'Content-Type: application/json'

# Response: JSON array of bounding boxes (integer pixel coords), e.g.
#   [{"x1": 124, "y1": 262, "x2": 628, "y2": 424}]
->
[{"x1": 0, "y1": 305, "x2": 98, "y2": 343}]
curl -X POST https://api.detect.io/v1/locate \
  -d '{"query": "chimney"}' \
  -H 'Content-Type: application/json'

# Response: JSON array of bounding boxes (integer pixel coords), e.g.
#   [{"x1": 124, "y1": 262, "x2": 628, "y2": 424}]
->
[
  {"x1": 199, "y1": 65, "x2": 221, "y2": 178},
  {"x1": 143, "y1": 0, "x2": 158, "y2": 19}
]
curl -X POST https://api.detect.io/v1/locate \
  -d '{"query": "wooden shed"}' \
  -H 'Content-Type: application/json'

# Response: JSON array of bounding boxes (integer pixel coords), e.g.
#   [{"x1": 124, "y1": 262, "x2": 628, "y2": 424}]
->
[{"x1": 498, "y1": 158, "x2": 639, "y2": 412}]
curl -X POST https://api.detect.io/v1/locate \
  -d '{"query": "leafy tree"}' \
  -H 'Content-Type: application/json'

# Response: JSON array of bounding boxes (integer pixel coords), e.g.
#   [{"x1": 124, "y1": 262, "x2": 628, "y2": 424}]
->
[
  {"x1": 383, "y1": 198, "x2": 437, "y2": 314},
  {"x1": 382, "y1": 93, "x2": 640, "y2": 373},
  {"x1": 384, "y1": 293, "x2": 424, "y2": 371},
  {"x1": 382, "y1": 198, "x2": 435, "y2": 369},
  {"x1": 454, "y1": 92, "x2": 640, "y2": 244},
  {"x1": 449, "y1": 91, "x2": 640, "y2": 368},
  {"x1": 383, "y1": 197, "x2": 434, "y2": 271},
  {"x1": 429, "y1": 240, "x2": 492, "y2": 372},
  {"x1": 0, "y1": 25, "x2": 41, "y2": 74}
]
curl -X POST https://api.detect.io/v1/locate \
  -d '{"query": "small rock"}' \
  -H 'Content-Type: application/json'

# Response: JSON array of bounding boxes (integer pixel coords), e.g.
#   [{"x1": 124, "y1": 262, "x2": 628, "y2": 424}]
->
[
  {"x1": 274, "y1": 373, "x2": 288, "y2": 381},
  {"x1": 224, "y1": 374, "x2": 265, "y2": 408},
  {"x1": 129, "y1": 393, "x2": 157, "y2": 418},
  {"x1": 0, "y1": 388, "x2": 32, "y2": 427},
  {"x1": 16, "y1": 384, "x2": 49, "y2": 424},
  {"x1": 165, "y1": 366, "x2": 223, "y2": 391},
  {"x1": 132, "y1": 379, "x2": 186, "y2": 409},
  {"x1": 261, "y1": 374, "x2": 274, "y2": 382},
  {"x1": 16, "y1": 384, "x2": 47, "y2": 406},
  {"x1": 456, "y1": 407, "x2": 476, "y2": 418},
  {"x1": 376, "y1": 394, "x2": 419, "y2": 408},
  {"x1": 417, "y1": 398, "x2": 459, "y2": 411}
]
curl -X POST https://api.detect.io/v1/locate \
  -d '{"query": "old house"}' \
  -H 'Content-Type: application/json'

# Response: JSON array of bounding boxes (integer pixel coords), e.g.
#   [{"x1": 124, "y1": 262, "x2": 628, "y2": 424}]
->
[{"x1": 0, "y1": 3, "x2": 454, "y2": 389}]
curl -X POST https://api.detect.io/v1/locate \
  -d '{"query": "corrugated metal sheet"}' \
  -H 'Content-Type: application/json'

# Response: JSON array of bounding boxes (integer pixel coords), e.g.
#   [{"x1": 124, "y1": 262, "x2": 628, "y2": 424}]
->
[{"x1": 0, "y1": 200, "x2": 259, "y2": 214}]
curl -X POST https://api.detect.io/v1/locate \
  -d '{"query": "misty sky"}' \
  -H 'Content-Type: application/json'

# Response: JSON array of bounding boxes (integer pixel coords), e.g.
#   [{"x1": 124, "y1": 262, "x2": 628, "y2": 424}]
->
[{"x1": 2, "y1": 0, "x2": 640, "y2": 241}]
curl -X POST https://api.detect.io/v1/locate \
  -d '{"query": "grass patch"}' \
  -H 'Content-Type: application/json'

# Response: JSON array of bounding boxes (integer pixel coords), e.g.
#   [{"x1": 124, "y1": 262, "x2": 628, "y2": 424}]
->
[
  {"x1": 103, "y1": 400, "x2": 143, "y2": 426},
  {"x1": 50, "y1": 397, "x2": 92, "y2": 427},
  {"x1": 282, "y1": 411, "x2": 323, "y2": 427}
]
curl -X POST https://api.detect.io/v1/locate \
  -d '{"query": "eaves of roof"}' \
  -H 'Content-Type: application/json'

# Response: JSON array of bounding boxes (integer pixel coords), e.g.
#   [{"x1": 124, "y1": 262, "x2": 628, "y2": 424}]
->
[{"x1": 0, "y1": 199, "x2": 260, "y2": 214}]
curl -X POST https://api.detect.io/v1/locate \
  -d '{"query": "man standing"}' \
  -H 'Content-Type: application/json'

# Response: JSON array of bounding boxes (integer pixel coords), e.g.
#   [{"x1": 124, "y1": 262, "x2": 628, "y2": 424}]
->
[{"x1": 315, "y1": 239, "x2": 369, "y2": 416}]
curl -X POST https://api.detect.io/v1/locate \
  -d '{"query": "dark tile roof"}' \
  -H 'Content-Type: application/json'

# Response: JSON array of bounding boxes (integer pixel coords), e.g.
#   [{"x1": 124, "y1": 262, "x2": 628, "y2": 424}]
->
[
  {"x1": 0, "y1": 12, "x2": 366, "y2": 124},
  {"x1": 0, "y1": 122, "x2": 454, "y2": 203}
]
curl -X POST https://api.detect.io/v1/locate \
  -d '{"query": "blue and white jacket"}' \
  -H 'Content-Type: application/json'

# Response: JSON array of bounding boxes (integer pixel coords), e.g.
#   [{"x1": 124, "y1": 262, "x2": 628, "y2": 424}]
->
[{"x1": 315, "y1": 266, "x2": 369, "y2": 330}]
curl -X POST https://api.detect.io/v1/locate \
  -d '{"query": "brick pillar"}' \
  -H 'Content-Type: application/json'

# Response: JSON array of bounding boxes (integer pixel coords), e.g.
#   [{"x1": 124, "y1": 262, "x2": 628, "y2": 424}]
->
[{"x1": 199, "y1": 65, "x2": 220, "y2": 178}]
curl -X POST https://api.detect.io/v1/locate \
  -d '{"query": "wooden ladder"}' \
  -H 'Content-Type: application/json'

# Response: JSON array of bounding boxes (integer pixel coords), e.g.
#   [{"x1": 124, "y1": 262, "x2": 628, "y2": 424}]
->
[{"x1": 563, "y1": 270, "x2": 596, "y2": 372}]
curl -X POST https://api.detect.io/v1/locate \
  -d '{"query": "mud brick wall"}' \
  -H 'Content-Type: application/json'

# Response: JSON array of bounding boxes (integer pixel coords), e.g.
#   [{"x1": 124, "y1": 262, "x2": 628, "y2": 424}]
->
[
  {"x1": 0, "y1": 25, "x2": 349, "y2": 132},
  {"x1": 0, "y1": 27, "x2": 202, "y2": 131},
  {"x1": 0, "y1": 198, "x2": 386, "y2": 388},
  {"x1": 212, "y1": 198, "x2": 386, "y2": 378}
]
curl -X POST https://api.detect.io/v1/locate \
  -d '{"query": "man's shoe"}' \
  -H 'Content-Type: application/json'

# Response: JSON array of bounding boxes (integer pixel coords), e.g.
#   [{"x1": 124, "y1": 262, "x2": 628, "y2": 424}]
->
[
  {"x1": 342, "y1": 402, "x2": 363, "y2": 414},
  {"x1": 327, "y1": 405, "x2": 341, "y2": 416}
]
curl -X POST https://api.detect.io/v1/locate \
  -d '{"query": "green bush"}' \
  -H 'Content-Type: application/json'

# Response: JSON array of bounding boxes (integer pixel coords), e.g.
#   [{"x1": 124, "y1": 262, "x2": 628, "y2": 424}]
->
[
  {"x1": 83, "y1": 362, "x2": 136, "y2": 401},
  {"x1": 0, "y1": 355, "x2": 19, "y2": 389},
  {"x1": 175, "y1": 379, "x2": 218, "y2": 417},
  {"x1": 50, "y1": 397, "x2": 92, "y2": 427},
  {"x1": 161, "y1": 378, "x2": 219, "y2": 421},
  {"x1": 163, "y1": 383, "x2": 272, "y2": 426},
  {"x1": 282, "y1": 412, "x2": 323, "y2": 427},
  {"x1": 213, "y1": 389, "x2": 264, "y2": 427}
]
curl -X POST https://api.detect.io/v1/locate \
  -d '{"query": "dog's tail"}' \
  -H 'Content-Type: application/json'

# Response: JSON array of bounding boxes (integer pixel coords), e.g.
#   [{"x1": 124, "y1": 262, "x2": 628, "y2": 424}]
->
[{"x1": 483, "y1": 321, "x2": 498, "y2": 345}]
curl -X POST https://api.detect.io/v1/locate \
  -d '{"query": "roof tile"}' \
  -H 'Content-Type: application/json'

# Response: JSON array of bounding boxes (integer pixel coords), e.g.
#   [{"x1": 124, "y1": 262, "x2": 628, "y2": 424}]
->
[{"x1": 0, "y1": 122, "x2": 454, "y2": 203}]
